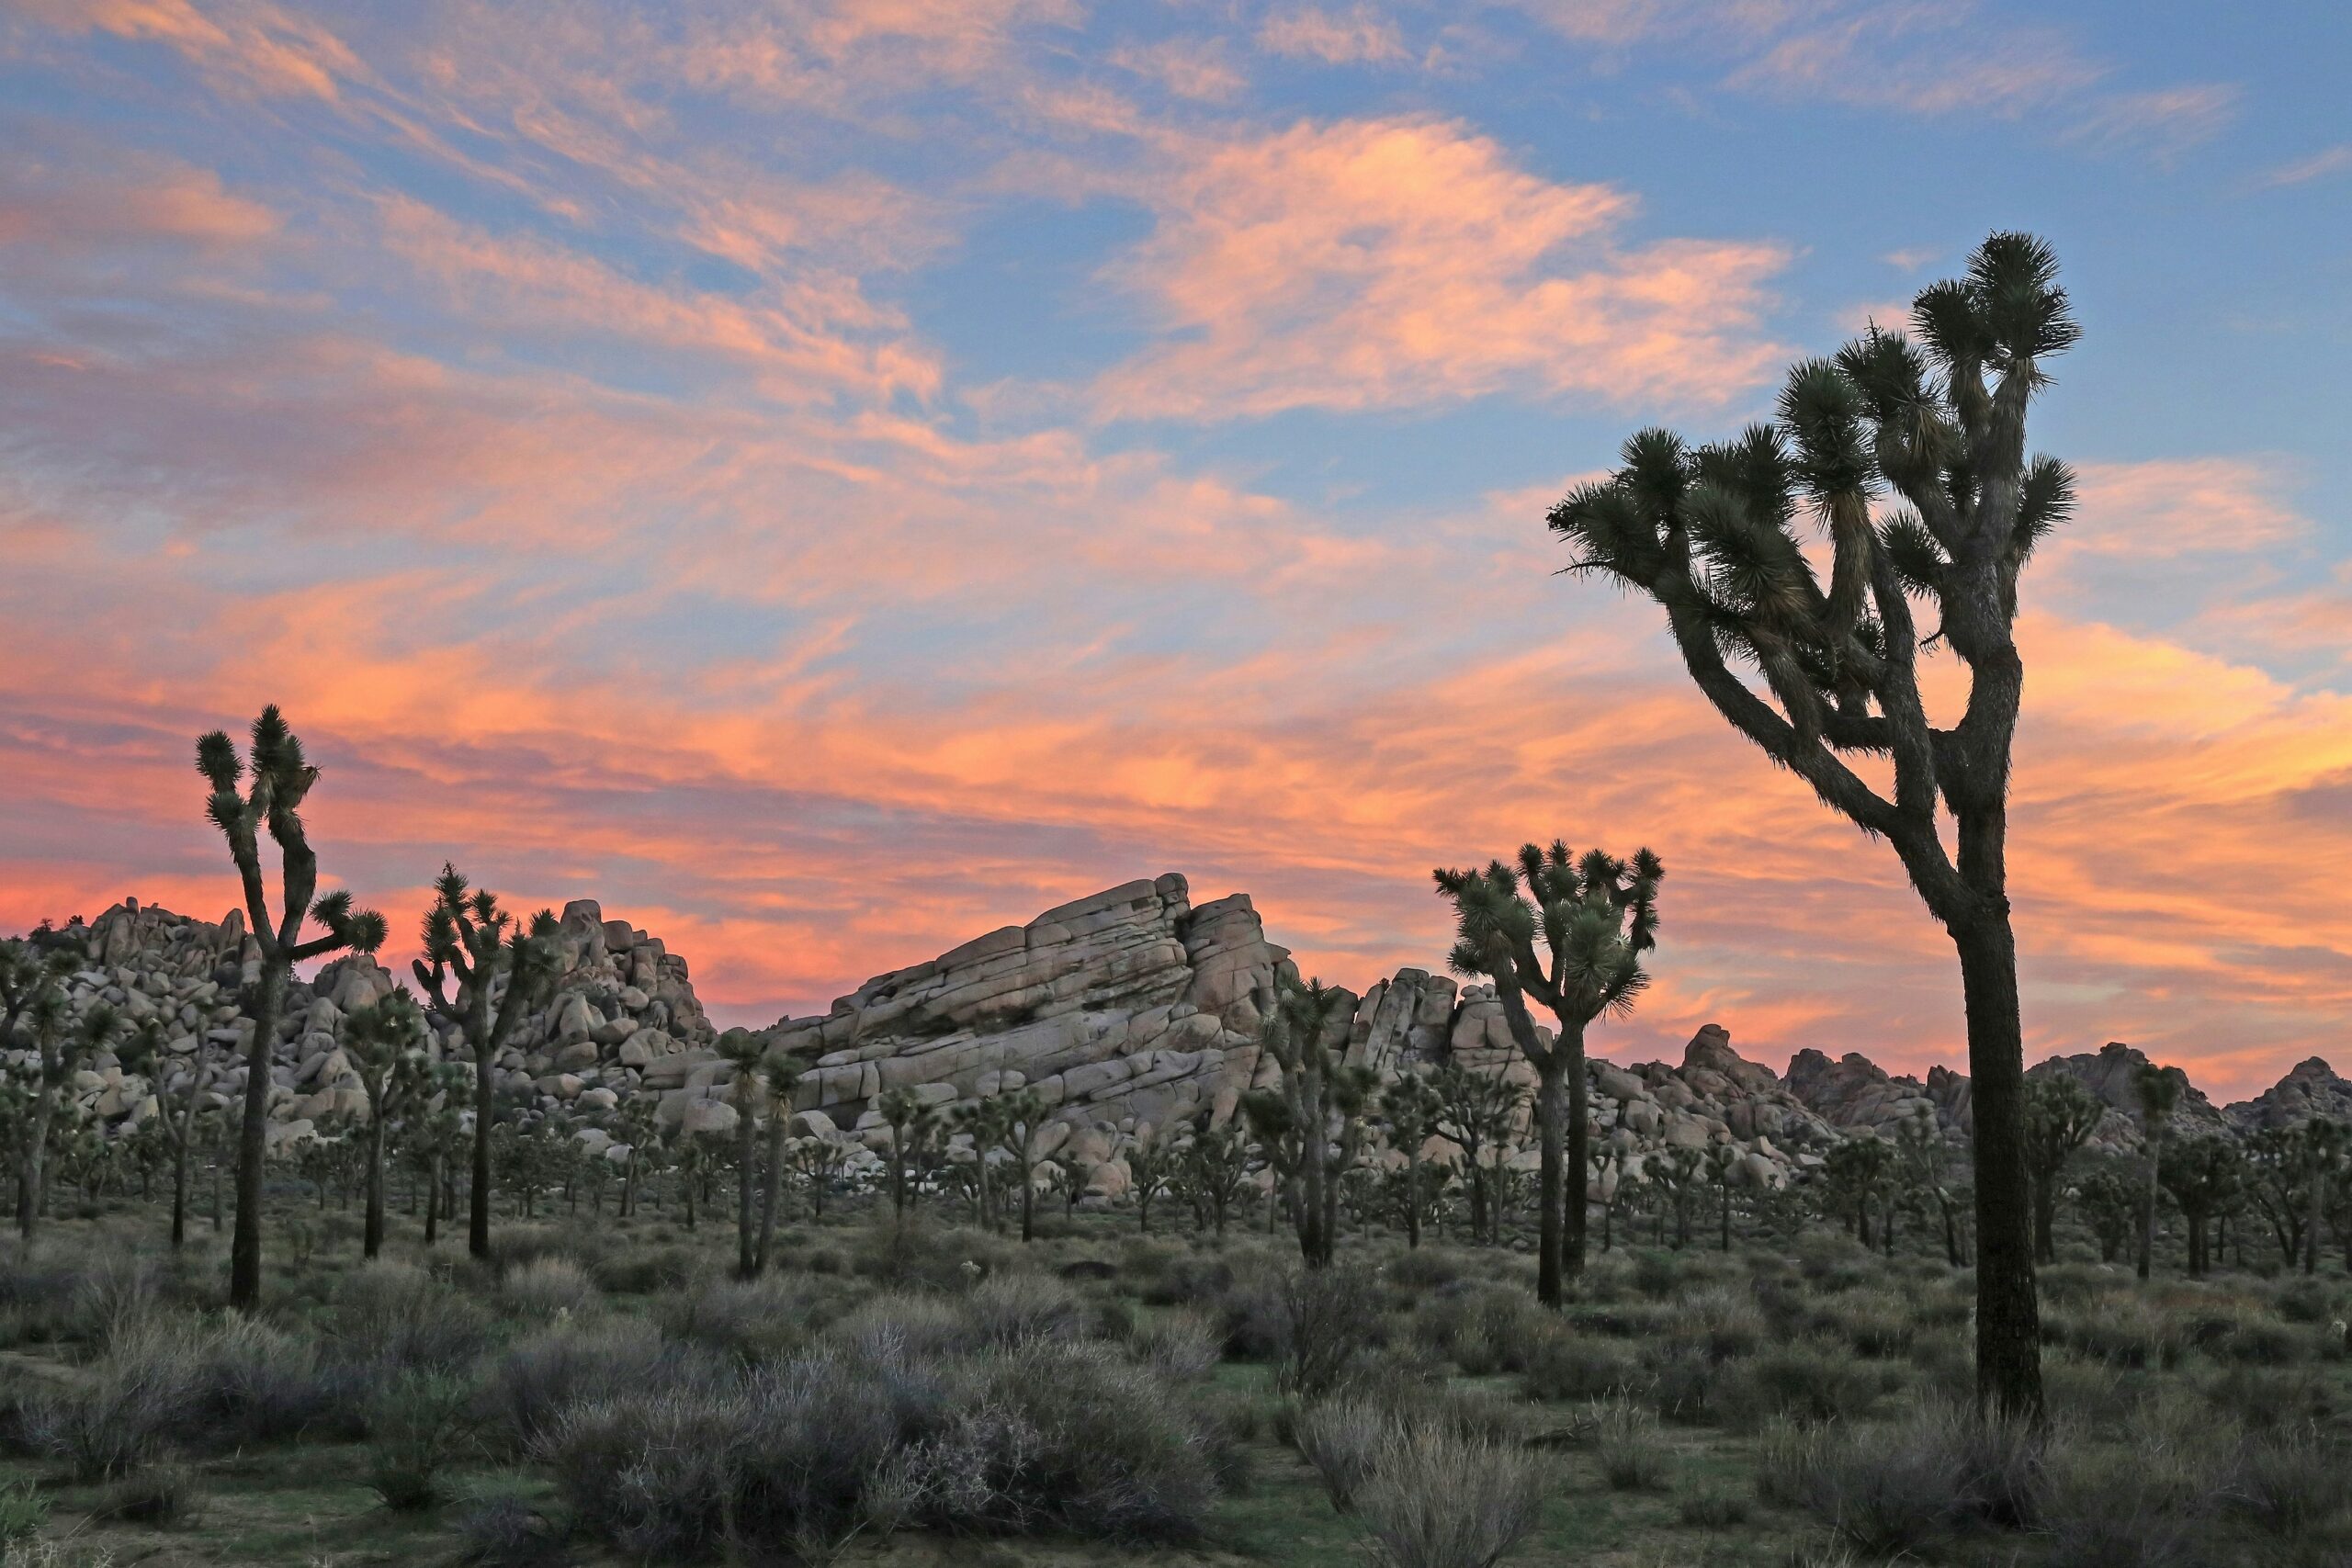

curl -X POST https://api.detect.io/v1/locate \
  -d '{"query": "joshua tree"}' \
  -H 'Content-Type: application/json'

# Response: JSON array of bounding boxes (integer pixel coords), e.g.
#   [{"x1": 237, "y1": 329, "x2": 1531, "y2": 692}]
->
[
  {"x1": 2022, "y1": 1075, "x2": 2103, "y2": 1265},
  {"x1": 1428, "y1": 1063, "x2": 1521, "y2": 1245},
  {"x1": 17, "y1": 998, "x2": 118, "y2": 1238},
  {"x1": 2133, "y1": 1062, "x2": 2184, "y2": 1281},
  {"x1": 714, "y1": 1028, "x2": 776, "y2": 1278},
  {"x1": 412, "y1": 1060, "x2": 470, "y2": 1246},
  {"x1": 950, "y1": 1097, "x2": 1013, "y2": 1233},
  {"x1": 1175, "y1": 1117, "x2": 1251, "y2": 1236},
  {"x1": 1128, "y1": 1123, "x2": 1176, "y2": 1234},
  {"x1": 2243, "y1": 1124, "x2": 2312, "y2": 1268},
  {"x1": 875, "y1": 1086, "x2": 939, "y2": 1222},
  {"x1": 2157, "y1": 1134, "x2": 2241, "y2": 1280},
  {"x1": 1898, "y1": 1104, "x2": 1969, "y2": 1268},
  {"x1": 341, "y1": 990, "x2": 426, "y2": 1259},
  {"x1": 0, "y1": 942, "x2": 75, "y2": 1071},
  {"x1": 1244, "y1": 978, "x2": 1374, "y2": 1268},
  {"x1": 116, "y1": 1018, "x2": 221, "y2": 1250},
  {"x1": 1823, "y1": 1135, "x2": 1894, "y2": 1247},
  {"x1": 1549, "y1": 233, "x2": 2080, "y2": 1420},
  {"x1": 1708, "y1": 1142, "x2": 1744, "y2": 1253},
  {"x1": 752, "y1": 1056, "x2": 806, "y2": 1274},
  {"x1": 1381, "y1": 1072, "x2": 1442, "y2": 1250},
  {"x1": 1435, "y1": 843, "x2": 1661, "y2": 1304},
  {"x1": 989, "y1": 1089, "x2": 1055, "y2": 1244},
  {"x1": 196, "y1": 707, "x2": 388, "y2": 1309},
  {"x1": 411, "y1": 864, "x2": 559, "y2": 1261},
  {"x1": 2301, "y1": 1118, "x2": 2342, "y2": 1278}
]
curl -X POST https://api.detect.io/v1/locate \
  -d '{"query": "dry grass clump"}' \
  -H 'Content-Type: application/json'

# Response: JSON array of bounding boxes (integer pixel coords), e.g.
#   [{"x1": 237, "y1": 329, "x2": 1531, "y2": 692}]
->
[
  {"x1": 1517, "y1": 1323, "x2": 1642, "y2": 1402},
  {"x1": 1590, "y1": 1393, "x2": 1675, "y2": 1492},
  {"x1": 332, "y1": 1259, "x2": 490, "y2": 1373},
  {"x1": 499, "y1": 1256, "x2": 600, "y2": 1321},
  {"x1": 1353, "y1": 1420, "x2": 1543, "y2": 1568},
  {"x1": 1758, "y1": 1398, "x2": 2039, "y2": 1556}
]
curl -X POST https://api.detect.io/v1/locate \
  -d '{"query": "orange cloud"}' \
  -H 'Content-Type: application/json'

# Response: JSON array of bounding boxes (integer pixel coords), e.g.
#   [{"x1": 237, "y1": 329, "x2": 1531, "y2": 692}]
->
[
  {"x1": 17, "y1": 0, "x2": 362, "y2": 99},
  {"x1": 1093, "y1": 117, "x2": 1791, "y2": 418}
]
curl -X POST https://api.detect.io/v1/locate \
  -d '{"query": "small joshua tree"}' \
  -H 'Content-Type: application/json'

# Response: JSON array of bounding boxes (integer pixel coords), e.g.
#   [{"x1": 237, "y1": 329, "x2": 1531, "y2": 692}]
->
[
  {"x1": 2301, "y1": 1118, "x2": 2342, "y2": 1278},
  {"x1": 2157, "y1": 1133, "x2": 2241, "y2": 1280},
  {"x1": 875, "y1": 1085, "x2": 938, "y2": 1222},
  {"x1": 991, "y1": 1088, "x2": 1053, "y2": 1244},
  {"x1": 1175, "y1": 1117, "x2": 1252, "y2": 1236},
  {"x1": 753, "y1": 1055, "x2": 805, "y2": 1273},
  {"x1": 2133, "y1": 1061, "x2": 2184, "y2": 1281},
  {"x1": 2023, "y1": 1075, "x2": 2103, "y2": 1264},
  {"x1": 1899, "y1": 1104, "x2": 1968, "y2": 1267},
  {"x1": 17, "y1": 999, "x2": 118, "y2": 1238},
  {"x1": 1548, "y1": 233, "x2": 2080, "y2": 1419},
  {"x1": 196, "y1": 707, "x2": 388, "y2": 1309},
  {"x1": 342, "y1": 990, "x2": 426, "y2": 1259},
  {"x1": 1245, "y1": 978, "x2": 1374, "y2": 1269},
  {"x1": 1428, "y1": 1062, "x2": 1521, "y2": 1245},
  {"x1": 1127, "y1": 1122, "x2": 1176, "y2": 1235},
  {"x1": 1435, "y1": 843, "x2": 1661, "y2": 1304},
  {"x1": 411, "y1": 864, "x2": 560, "y2": 1261},
  {"x1": 1381, "y1": 1072, "x2": 1442, "y2": 1250},
  {"x1": 715, "y1": 1027, "x2": 774, "y2": 1278},
  {"x1": 116, "y1": 1018, "x2": 220, "y2": 1249}
]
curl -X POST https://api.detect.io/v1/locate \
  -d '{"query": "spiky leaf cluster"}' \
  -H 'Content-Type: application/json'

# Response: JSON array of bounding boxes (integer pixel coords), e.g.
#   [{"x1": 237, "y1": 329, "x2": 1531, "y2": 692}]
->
[
  {"x1": 192, "y1": 706, "x2": 387, "y2": 962},
  {"x1": 1547, "y1": 234, "x2": 2078, "y2": 919},
  {"x1": 1433, "y1": 840, "x2": 1663, "y2": 1038}
]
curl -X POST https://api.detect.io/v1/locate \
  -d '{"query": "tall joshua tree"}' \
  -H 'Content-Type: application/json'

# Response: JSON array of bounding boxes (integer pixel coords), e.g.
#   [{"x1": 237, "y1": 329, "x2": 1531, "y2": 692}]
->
[
  {"x1": 2022, "y1": 1075, "x2": 2102, "y2": 1265},
  {"x1": 715, "y1": 1027, "x2": 773, "y2": 1279},
  {"x1": 1548, "y1": 233, "x2": 2080, "y2": 1419},
  {"x1": 1435, "y1": 843, "x2": 1660, "y2": 1306},
  {"x1": 1429, "y1": 1062, "x2": 1521, "y2": 1245},
  {"x1": 119, "y1": 1018, "x2": 221, "y2": 1250},
  {"x1": 412, "y1": 864, "x2": 559, "y2": 1261},
  {"x1": 2301, "y1": 1118, "x2": 2341, "y2": 1278},
  {"x1": 2133, "y1": 1061, "x2": 2183, "y2": 1282},
  {"x1": 876, "y1": 1085, "x2": 938, "y2": 1223},
  {"x1": 342, "y1": 990, "x2": 426, "y2": 1260},
  {"x1": 753, "y1": 1053, "x2": 805, "y2": 1274},
  {"x1": 197, "y1": 707, "x2": 388, "y2": 1310},
  {"x1": 1381, "y1": 1072, "x2": 1442, "y2": 1249}
]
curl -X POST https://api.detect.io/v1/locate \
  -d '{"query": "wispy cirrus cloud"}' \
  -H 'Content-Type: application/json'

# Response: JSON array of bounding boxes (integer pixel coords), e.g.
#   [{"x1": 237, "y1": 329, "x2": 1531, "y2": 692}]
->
[
  {"x1": 1256, "y1": 5, "x2": 1411, "y2": 65},
  {"x1": 2262, "y1": 144, "x2": 2352, "y2": 187}
]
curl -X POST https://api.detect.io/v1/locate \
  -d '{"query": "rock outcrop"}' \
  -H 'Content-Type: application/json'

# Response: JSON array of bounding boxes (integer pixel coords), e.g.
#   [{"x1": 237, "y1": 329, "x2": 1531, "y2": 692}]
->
[{"x1": 11, "y1": 878, "x2": 2344, "y2": 1204}]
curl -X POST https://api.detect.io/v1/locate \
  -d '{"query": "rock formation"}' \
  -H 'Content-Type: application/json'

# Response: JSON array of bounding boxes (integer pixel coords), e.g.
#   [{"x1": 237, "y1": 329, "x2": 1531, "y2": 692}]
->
[{"x1": 8, "y1": 876, "x2": 2345, "y2": 1203}]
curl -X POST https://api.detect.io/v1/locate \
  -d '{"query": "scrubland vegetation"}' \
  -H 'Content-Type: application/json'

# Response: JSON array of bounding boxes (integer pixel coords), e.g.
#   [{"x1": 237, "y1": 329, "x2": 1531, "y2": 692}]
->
[{"x1": 0, "y1": 1190, "x2": 2346, "y2": 1567}]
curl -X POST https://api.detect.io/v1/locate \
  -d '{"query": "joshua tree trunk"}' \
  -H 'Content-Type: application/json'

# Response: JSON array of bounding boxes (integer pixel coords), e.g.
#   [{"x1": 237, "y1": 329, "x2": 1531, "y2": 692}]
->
[
  {"x1": 736, "y1": 1106, "x2": 759, "y2": 1280},
  {"x1": 363, "y1": 1114, "x2": 389, "y2": 1259},
  {"x1": 755, "y1": 1110, "x2": 786, "y2": 1275},
  {"x1": 1404, "y1": 1143, "x2": 1422, "y2": 1249},
  {"x1": 171, "y1": 1134, "x2": 193, "y2": 1249},
  {"x1": 230, "y1": 966, "x2": 285, "y2": 1297}
]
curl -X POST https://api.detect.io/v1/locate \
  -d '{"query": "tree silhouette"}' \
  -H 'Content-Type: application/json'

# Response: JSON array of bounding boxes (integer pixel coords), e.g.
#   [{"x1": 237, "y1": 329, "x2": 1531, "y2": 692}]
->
[
  {"x1": 1428, "y1": 1062, "x2": 1521, "y2": 1245},
  {"x1": 2133, "y1": 1061, "x2": 2184, "y2": 1281},
  {"x1": 2022, "y1": 1076, "x2": 2102, "y2": 1264},
  {"x1": 1435, "y1": 842, "x2": 1661, "y2": 1304},
  {"x1": 1549, "y1": 233, "x2": 2081, "y2": 1419},
  {"x1": 412, "y1": 864, "x2": 559, "y2": 1261},
  {"x1": 341, "y1": 989, "x2": 427, "y2": 1259},
  {"x1": 1381, "y1": 1072, "x2": 1442, "y2": 1250},
  {"x1": 196, "y1": 708, "x2": 387, "y2": 1308}
]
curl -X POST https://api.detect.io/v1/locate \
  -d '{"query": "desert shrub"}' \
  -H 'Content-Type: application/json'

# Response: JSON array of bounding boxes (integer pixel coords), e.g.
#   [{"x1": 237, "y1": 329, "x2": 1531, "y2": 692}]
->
[
  {"x1": 1385, "y1": 1249, "x2": 1464, "y2": 1292},
  {"x1": 1132, "y1": 1308, "x2": 1220, "y2": 1382},
  {"x1": 1140, "y1": 1249, "x2": 1238, "y2": 1310},
  {"x1": 2270, "y1": 1277, "x2": 2340, "y2": 1326},
  {"x1": 1828, "y1": 1289, "x2": 1917, "y2": 1357},
  {"x1": 369, "y1": 1371, "x2": 478, "y2": 1510},
  {"x1": 1277, "y1": 1264, "x2": 1383, "y2": 1398},
  {"x1": 2225, "y1": 1427, "x2": 2351, "y2": 1540},
  {"x1": 851, "y1": 1216, "x2": 1013, "y2": 1292},
  {"x1": 454, "y1": 1495, "x2": 565, "y2": 1566},
  {"x1": 1763, "y1": 1399, "x2": 2041, "y2": 1556},
  {"x1": 1353, "y1": 1421, "x2": 1543, "y2": 1568},
  {"x1": 659, "y1": 1272, "x2": 834, "y2": 1361},
  {"x1": 1716, "y1": 1340, "x2": 1893, "y2": 1431},
  {"x1": 1414, "y1": 1285, "x2": 1546, "y2": 1378},
  {"x1": 482, "y1": 1319, "x2": 695, "y2": 1454},
  {"x1": 545, "y1": 1326, "x2": 1223, "y2": 1557},
  {"x1": 960, "y1": 1271, "x2": 1090, "y2": 1348},
  {"x1": 2036, "y1": 1437, "x2": 2212, "y2": 1568},
  {"x1": 1294, "y1": 1397, "x2": 1393, "y2": 1510},
  {"x1": 73, "y1": 1252, "x2": 164, "y2": 1351},
  {"x1": 333, "y1": 1261, "x2": 490, "y2": 1374},
  {"x1": 1644, "y1": 1343, "x2": 1721, "y2": 1425},
  {"x1": 1790, "y1": 1231, "x2": 1874, "y2": 1291},
  {"x1": 182, "y1": 1314, "x2": 356, "y2": 1444},
  {"x1": 1629, "y1": 1248, "x2": 1692, "y2": 1299},
  {"x1": 92, "y1": 1463, "x2": 198, "y2": 1526},
  {"x1": 1592, "y1": 1394, "x2": 1674, "y2": 1491},
  {"x1": 2204, "y1": 1364, "x2": 2338, "y2": 1436},
  {"x1": 2211, "y1": 1315, "x2": 2321, "y2": 1367},
  {"x1": 1663, "y1": 1284, "x2": 1765, "y2": 1361},
  {"x1": 589, "y1": 1243, "x2": 698, "y2": 1296},
  {"x1": 2050, "y1": 1297, "x2": 2187, "y2": 1370},
  {"x1": 1518, "y1": 1325, "x2": 1641, "y2": 1402},
  {"x1": 499, "y1": 1257, "x2": 599, "y2": 1321},
  {"x1": 26, "y1": 1319, "x2": 200, "y2": 1481}
]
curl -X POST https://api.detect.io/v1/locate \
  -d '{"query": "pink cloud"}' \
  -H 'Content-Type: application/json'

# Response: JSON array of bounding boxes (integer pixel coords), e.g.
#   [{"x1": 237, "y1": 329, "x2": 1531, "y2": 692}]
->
[
  {"x1": 1092, "y1": 117, "x2": 1791, "y2": 418},
  {"x1": 1256, "y1": 6, "x2": 1411, "y2": 65}
]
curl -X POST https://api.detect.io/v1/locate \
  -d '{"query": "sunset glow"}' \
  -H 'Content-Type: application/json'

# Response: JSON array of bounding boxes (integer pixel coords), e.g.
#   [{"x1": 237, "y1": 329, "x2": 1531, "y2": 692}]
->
[{"x1": 3, "y1": 0, "x2": 2346, "y2": 1100}]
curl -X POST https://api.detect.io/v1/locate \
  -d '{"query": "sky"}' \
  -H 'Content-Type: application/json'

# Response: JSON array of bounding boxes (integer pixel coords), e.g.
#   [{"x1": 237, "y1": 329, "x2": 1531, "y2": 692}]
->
[{"x1": 2, "y1": 0, "x2": 2347, "y2": 1100}]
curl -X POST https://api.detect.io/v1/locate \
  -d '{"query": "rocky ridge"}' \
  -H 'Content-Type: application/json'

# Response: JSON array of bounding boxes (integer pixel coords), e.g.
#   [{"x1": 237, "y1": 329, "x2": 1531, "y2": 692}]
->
[{"x1": 9, "y1": 875, "x2": 2348, "y2": 1203}]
